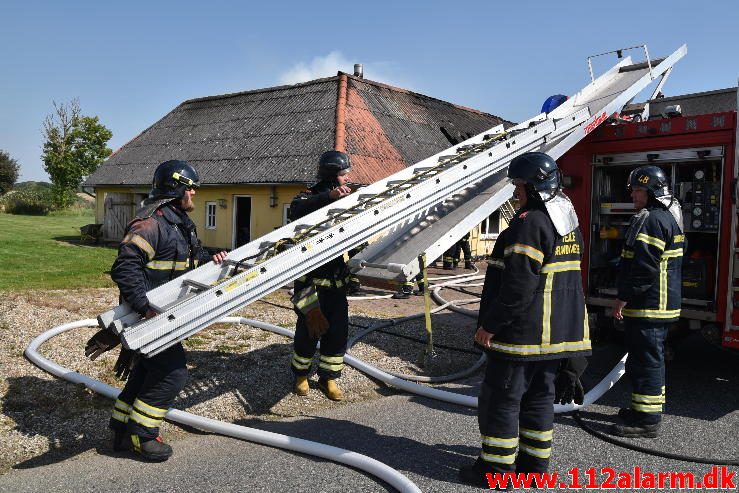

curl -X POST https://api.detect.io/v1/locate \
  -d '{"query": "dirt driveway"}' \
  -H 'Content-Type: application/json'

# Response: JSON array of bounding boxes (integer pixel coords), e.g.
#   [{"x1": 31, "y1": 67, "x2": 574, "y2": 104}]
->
[{"x1": 0, "y1": 267, "x2": 484, "y2": 474}]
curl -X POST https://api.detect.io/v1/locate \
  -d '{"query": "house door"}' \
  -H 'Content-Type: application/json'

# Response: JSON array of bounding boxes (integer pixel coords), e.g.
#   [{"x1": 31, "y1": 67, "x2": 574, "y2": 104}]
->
[
  {"x1": 103, "y1": 193, "x2": 136, "y2": 242},
  {"x1": 234, "y1": 196, "x2": 252, "y2": 248}
]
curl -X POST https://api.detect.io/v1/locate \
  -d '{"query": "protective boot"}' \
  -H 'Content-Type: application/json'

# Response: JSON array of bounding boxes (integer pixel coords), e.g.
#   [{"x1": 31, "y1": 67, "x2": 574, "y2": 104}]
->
[
  {"x1": 294, "y1": 376, "x2": 309, "y2": 396},
  {"x1": 130, "y1": 434, "x2": 173, "y2": 462},
  {"x1": 610, "y1": 410, "x2": 661, "y2": 438},
  {"x1": 465, "y1": 261, "x2": 474, "y2": 270},
  {"x1": 112, "y1": 428, "x2": 130, "y2": 452},
  {"x1": 318, "y1": 378, "x2": 343, "y2": 401},
  {"x1": 458, "y1": 458, "x2": 511, "y2": 490}
]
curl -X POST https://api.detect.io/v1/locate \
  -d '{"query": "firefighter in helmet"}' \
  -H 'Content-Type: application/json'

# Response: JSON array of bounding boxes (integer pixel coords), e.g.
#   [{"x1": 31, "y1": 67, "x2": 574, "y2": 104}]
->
[
  {"x1": 459, "y1": 152, "x2": 591, "y2": 488},
  {"x1": 85, "y1": 160, "x2": 227, "y2": 461},
  {"x1": 288, "y1": 150, "x2": 353, "y2": 401},
  {"x1": 611, "y1": 165, "x2": 684, "y2": 438}
]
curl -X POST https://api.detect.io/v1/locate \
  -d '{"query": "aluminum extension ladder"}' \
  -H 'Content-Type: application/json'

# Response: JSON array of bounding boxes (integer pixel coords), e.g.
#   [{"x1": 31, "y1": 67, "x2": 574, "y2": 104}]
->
[
  {"x1": 348, "y1": 45, "x2": 688, "y2": 288},
  {"x1": 98, "y1": 44, "x2": 687, "y2": 357}
]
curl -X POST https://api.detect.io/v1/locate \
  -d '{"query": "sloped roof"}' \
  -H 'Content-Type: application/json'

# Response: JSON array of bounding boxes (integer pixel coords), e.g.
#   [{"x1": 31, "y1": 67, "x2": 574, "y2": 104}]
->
[
  {"x1": 85, "y1": 73, "x2": 511, "y2": 187},
  {"x1": 648, "y1": 87, "x2": 737, "y2": 118}
]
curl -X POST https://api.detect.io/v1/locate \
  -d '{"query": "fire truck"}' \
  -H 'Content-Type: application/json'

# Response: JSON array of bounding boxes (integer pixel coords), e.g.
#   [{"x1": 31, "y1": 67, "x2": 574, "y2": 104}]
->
[{"x1": 559, "y1": 87, "x2": 739, "y2": 350}]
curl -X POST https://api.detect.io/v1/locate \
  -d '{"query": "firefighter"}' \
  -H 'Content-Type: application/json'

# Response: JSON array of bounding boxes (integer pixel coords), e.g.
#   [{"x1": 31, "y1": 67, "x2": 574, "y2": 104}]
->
[
  {"x1": 459, "y1": 152, "x2": 591, "y2": 488},
  {"x1": 85, "y1": 160, "x2": 227, "y2": 461},
  {"x1": 611, "y1": 165, "x2": 684, "y2": 438},
  {"x1": 288, "y1": 150, "x2": 353, "y2": 401},
  {"x1": 444, "y1": 233, "x2": 473, "y2": 270}
]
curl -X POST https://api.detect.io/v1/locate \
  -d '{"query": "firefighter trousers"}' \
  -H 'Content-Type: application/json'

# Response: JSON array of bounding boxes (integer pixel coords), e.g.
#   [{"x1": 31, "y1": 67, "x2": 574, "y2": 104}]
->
[
  {"x1": 624, "y1": 318, "x2": 667, "y2": 424},
  {"x1": 478, "y1": 356, "x2": 559, "y2": 474},
  {"x1": 291, "y1": 287, "x2": 348, "y2": 379},
  {"x1": 109, "y1": 343, "x2": 188, "y2": 439}
]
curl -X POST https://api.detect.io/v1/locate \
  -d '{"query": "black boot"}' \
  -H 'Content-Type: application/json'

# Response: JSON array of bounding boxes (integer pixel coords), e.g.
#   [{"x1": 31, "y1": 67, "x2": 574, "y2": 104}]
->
[
  {"x1": 130, "y1": 435, "x2": 173, "y2": 462},
  {"x1": 112, "y1": 428, "x2": 130, "y2": 452},
  {"x1": 465, "y1": 261, "x2": 474, "y2": 270},
  {"x1": 610, "y1": 410, "x2": 661, "y2": 438},
  {"x1": 458, "y1": 459, "x2": 511, "y2": 490}
]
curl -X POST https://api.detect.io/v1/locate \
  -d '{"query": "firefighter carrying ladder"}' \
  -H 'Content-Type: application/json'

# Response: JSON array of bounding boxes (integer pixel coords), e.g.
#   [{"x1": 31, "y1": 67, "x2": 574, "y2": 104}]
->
[{"x1": 98, "y1": 44, "x2": 687, "y2": 358}]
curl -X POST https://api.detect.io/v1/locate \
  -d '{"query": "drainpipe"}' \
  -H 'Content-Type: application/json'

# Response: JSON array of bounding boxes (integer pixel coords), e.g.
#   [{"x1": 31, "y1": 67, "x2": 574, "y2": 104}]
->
[{"x1": 335, "y1": 73, "x2": 348, "y2": 152}]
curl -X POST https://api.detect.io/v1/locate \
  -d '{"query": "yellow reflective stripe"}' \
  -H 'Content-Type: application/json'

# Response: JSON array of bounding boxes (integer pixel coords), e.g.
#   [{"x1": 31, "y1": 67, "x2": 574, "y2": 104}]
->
[
  {"x1": 636, "y1": 233, "x2": 665, "y2": 250},
  {"x1": 318, "y1": 362, "x2": 344, "y2": 371},
  {"x1": 487, "y1": 259, "x2": 505, "y2": 269},
  {"x1": 489, "y1": 339, "x2": 591, "y2": 356},
  {"x1": 296, "y1": 292, "x2": 319, "y2": 309},
  {"x1": 621, "y1": 308, "x2": 681, "y2": 318},
  {"x1": 133, "y1": 398, "x2": 167, "y2": 418},
  {"x1": 129, "y1": 409, "x2": 162, "y2": 428},
  {"x1": 312, "y1": 278, "x2": 345, "y2": 288},
  {"x1": 621, "y1": 249, "x2": 635, "y2": 259},
  {"x1": 481, "y1": 435, "x2": 518, "y2": 447},
  {"x1": 292, "y1": 359, "x2": 312, "y2": 370},
  {"x1": 146, "y1": 260, "x2": 188, "y2": 270},
  {"x1": 319, "y1": 355, "x2": 344, "y2": 364},
  {"x1": 662, "y1": 248, "x2": 683, "y2": 258},
  {"x1": 114, "y1": 399, "x2": 132, "y2": 413},
  {"x1": 632, "y1": 402, "x2": 663, "y2": 413},
  {"x1": 123, "y1": 233, "x2": 155, "y2": 260},
  {"x1": 519, "y1": 428, "x2": 553, "y2": 441},
  {"x1": 583, "y1": 306, "x2": 590, "y2": 341},
  {"x1": 505, "y1": 243, "x2": 544, "y2": 263},
  {"x1": 480, "y1": 451, "x2": 517, "y2": 464},
  {"x1": 540, "y1": 261, "x2": 581, "y2": 273},
  {"x1": 541, "y1": 273, "x2": 553, "y2": 345},
  {"x1": 111, "y1": 410, "x2": 129, "y2": 423},
  {"x1": 292, "y1": 353, "x2": 312, "y2": 364},
  {"x1": 519, "y1": 444, "x2": 551, "y2": 458},
  {"x1": 632, "y1": 393, "x2": 665, "y2": 404},
  {"x1": 131, "y1": 434, "x2": 142, "y2": 452}
]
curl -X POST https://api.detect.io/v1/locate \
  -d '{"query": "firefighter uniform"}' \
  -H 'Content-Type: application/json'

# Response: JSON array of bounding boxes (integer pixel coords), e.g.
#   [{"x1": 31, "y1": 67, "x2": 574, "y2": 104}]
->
[
  {"x1": 443, "y1": 232, "x2": 472, "y2": 269},
  {"x1": 476, "y1": 205, "x2": 591, "y2": 475},
  {"x1": 617, "y1": 205, "x2": 684, "y2": 422},
  {"x1": 109, "y1": 203, "x2": 210, "y2": 442},
  {"x1": 289, "y1": 181, "x2": 350, "y2": 380}
]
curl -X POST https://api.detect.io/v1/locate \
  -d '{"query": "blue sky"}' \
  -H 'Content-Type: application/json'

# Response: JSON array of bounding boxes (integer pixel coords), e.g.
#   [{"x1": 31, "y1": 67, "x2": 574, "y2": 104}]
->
[{"x1": 1, "y1": 0, "x2": 737, "y2": 182}]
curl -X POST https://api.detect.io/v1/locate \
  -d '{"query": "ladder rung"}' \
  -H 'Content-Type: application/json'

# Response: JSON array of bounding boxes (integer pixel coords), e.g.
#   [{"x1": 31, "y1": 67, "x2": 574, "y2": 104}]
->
[
  {"x1": 358, "y1": 194, "x2": 387, "y2": 201},
  {"x1": 222, "y1": 258, "x2": 255, "y2": 269},
  {"x1": 437, "y1": 155, "x2": 459, "y2": 163},
  {"x1": 483, "y1": 132, "x2": 505, "y2": 141},
  {"x1": 413, "y1": 167, "x2": 439, "y2": 175},
  {"x1": 386, "y1": 180, "x2": 417, "y2": 187},
  {"x1": 183, "y1": 278, "x2": 211, "y2": 291},
  {"x1": 328, "y1": 208, "x2": 361, "y2": 216},
  {"x1": 456, "y1": 144, "x2": 476, "y2": 153}
]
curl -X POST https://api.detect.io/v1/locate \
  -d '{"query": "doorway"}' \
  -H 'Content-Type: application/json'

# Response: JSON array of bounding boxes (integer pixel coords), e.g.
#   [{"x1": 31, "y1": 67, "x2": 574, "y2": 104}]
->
[{"x1": 234, "y1": 196, "x2": 252, "y2": 249}]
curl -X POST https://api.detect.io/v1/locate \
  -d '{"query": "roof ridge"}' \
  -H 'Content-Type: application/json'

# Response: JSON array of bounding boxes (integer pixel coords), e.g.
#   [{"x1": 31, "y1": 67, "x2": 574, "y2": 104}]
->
[{"x1": 183, "y1": 74, "x2": 341, "y2": 104}]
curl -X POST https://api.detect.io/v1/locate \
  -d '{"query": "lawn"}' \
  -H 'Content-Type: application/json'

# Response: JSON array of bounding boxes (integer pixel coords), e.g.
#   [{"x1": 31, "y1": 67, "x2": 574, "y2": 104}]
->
[{"x1": 0, "y1": 211, "x2": 118, "y2": 290}]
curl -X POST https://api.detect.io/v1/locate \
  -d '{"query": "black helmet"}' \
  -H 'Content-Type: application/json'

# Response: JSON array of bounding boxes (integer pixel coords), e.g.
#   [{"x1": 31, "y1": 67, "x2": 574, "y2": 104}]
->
[
  {"x1": 318, "y1": 150, "x2": 351, "y2": 179},
  {"x1": 627, "y1": 165, "x2": 669, "y2": 198},
  {"x1": 508, "y1": 152, "x2": 560, "y2": 193},
  {"x1": 150, "y1": 160, "x2": 200, "y2": 200}
]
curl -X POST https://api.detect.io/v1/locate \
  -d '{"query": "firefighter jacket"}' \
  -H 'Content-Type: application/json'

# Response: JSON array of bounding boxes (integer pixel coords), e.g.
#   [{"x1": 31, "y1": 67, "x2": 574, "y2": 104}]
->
[
  {"x1": 477, "y1": 204, "x2": 591, "y2": 361},
  {"x1": 617, "y1": 205, "x2": 684, "y2": 322},
  {"x1": 288, "y1": 180, "x2": 349, "y2": 314},
  {"x1": 111, "y1": 203, "x2": 210, "y2": 315}
]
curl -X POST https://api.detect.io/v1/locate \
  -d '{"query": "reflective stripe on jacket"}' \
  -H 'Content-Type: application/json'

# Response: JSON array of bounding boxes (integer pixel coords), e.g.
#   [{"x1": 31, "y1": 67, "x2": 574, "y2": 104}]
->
[{"x1": 617, "y1": 206, "x2": 684, "y2": 322}]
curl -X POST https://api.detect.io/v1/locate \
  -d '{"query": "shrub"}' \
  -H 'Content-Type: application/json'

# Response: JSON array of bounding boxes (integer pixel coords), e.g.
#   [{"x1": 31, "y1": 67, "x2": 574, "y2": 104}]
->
[{"x1": 2, "y1": 188, "x2": 53, "y2": 215}]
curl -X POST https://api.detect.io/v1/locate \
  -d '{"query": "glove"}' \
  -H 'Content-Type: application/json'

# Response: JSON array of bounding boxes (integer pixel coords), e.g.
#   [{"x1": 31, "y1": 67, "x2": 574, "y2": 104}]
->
[
  {"x1": 554, "y1": 356, "x2": 588, "y2": 405},
  {"x1": 85, "y1": 329, "x2": 121, "y2": 360},
  {"x1": 113, "y1": 348, "x2": 140, "y2": 381},
  {"x1": 305, "y1": 307, "x2": 329, "y2": 339}
]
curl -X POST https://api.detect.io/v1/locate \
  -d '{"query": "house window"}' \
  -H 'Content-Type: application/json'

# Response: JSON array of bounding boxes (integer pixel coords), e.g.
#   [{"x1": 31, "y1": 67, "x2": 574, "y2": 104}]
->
[
  {"x1": 205, "y1": 202, "x2": 217, "y2": 230},
  {"x1": 480, "y1": 210, "x2": 500, "y2": 240},
  {"x1": 283, "y1": 204, "x2": 291, "y2": 225}
]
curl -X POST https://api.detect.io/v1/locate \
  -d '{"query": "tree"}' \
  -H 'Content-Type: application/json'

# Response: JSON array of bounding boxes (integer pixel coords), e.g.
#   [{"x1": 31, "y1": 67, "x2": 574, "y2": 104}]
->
[
  {"x1": 42, "y1": 99, "x2": 113, "y2": 208},
  {"x1": 0, "y1": 149, "x2": 20, "y2": 195}
]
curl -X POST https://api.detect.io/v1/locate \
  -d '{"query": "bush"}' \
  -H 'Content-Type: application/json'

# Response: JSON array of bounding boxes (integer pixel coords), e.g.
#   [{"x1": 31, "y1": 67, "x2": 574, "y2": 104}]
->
[{"x1": 2, "y1": 188, "x2": 53, "y2": 215}]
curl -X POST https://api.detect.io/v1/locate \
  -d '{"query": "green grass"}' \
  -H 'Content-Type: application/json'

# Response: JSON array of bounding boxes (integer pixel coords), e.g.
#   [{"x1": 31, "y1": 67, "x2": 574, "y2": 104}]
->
[{"x1": 0, "y1": 211, "x2": 118, "y2": 290}]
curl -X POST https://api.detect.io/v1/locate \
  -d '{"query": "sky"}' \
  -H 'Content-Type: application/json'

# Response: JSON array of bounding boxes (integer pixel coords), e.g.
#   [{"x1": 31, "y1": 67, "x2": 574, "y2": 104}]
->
[{"x1": 1, "y1": 0, "x2": 737, "y2": 183}]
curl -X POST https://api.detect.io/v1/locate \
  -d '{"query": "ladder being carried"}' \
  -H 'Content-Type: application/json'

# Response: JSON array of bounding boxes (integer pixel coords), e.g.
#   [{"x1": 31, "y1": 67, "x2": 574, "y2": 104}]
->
[{"x1": 98, "y1": 44, "x2": 687, "y2": 357}]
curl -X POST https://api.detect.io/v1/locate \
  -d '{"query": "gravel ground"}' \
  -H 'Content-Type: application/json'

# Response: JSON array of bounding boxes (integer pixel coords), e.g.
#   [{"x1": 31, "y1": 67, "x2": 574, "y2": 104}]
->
[{"x1": 0, "y1": 267, "x2": 483, "y2": 475}]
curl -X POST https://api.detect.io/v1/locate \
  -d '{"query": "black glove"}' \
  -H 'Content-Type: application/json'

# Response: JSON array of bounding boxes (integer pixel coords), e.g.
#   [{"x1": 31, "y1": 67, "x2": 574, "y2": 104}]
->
[
  {"x1": 113, "y1": 348, "x2": 140, "y2": 381},
  {"x1": 554, "y1": 356, "x2": 588, "y2": 405},
  {"x1": 85, "y1": 329, "x2": 121, "y2": 360}
]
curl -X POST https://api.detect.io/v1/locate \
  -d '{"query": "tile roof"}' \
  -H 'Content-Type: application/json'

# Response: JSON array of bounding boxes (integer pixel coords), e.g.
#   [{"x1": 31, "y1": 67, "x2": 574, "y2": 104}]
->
[
  {"x1": 85, "y1": 73, "x2": 512, "y2": 187},
  {"x1": 648, "y1": 87, "x2": 737, "y2": 118}
]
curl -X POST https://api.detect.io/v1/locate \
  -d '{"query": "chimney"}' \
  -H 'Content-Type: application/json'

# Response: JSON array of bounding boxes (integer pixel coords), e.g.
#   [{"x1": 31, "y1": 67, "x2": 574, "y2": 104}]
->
[{"x1": 353, "y1": 63, "x2": 363, "y2": 78}]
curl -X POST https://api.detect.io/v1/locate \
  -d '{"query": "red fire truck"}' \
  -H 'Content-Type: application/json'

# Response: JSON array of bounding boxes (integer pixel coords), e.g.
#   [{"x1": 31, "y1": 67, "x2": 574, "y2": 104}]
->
[{"x1": 558, "y1": 87, "x2": 739, "y2": 350}]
